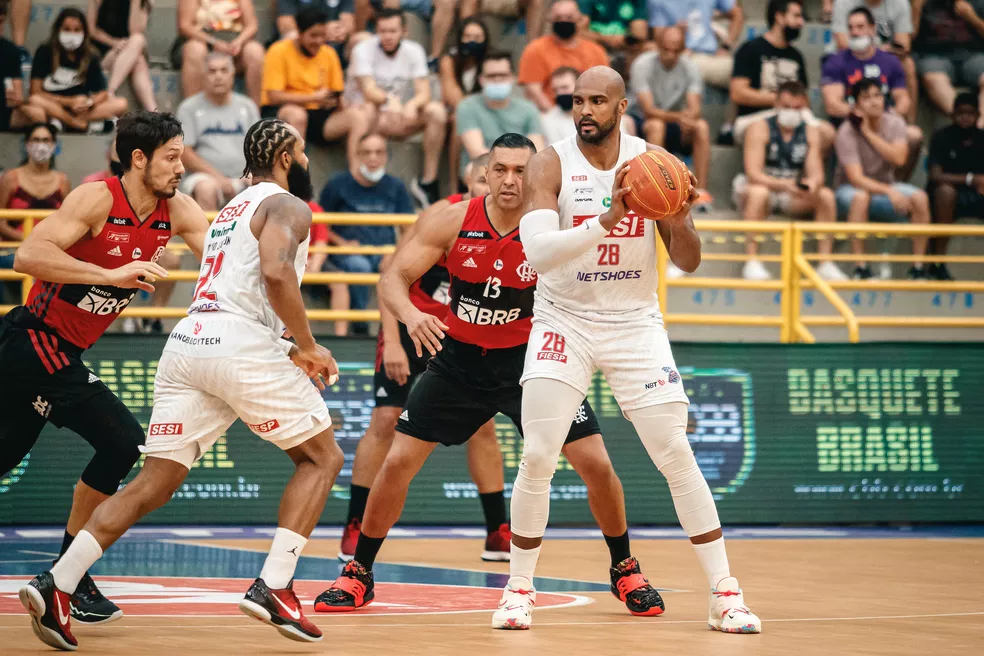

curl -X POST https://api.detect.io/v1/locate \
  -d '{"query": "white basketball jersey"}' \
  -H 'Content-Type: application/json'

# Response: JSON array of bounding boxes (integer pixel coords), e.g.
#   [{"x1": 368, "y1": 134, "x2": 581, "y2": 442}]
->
[
  {"x1": 536, "y1": 133, "x2": 661, "y2": 319},
  {"x1": 186, "y1": 182, "x2": 309, "y2": 338}
]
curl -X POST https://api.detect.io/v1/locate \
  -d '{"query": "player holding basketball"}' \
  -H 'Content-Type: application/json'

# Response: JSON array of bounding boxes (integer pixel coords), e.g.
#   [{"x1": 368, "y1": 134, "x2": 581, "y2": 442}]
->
[
  {"x1": 20, "y1": 119, "x2": 343, "y2": 650},
  {"x1": 492, "y1": 67, "x2": 762, "y2": 633},
  {"x1": 316, "y1": 133, "x2": 664, "y2": 618},
  {"x1": 1, "y1": 111, "x2": 209, "y2": 628},
  {"x1": 341, "y1": 152, "x2": 513, "y2": 563}
]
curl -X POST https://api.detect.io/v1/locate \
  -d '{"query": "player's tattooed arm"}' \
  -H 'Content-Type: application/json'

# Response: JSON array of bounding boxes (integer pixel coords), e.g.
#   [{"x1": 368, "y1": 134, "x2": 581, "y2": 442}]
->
[
  {"x1": 14, "y1": 182, "x2": 168, "y2": 290},
  {"x1": 379, "y1": 202, "x2": 466, "y2": 357},
  {"x1": 168, "y1": 191, "x2": 211, "y2": 262}
]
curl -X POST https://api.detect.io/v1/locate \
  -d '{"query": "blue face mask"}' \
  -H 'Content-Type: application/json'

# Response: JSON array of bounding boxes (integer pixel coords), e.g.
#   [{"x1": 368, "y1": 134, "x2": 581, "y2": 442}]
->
[{"x1": 483, "y1": 82, "x2": 513, "y2": 101}]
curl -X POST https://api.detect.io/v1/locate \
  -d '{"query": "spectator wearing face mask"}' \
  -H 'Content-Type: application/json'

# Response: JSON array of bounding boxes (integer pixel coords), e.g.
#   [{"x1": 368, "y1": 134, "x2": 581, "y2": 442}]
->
[
  {"x1": 440, "y1": 17, "x2": 489, "y2": 192},
  {"x1": 518, "y1": 0, "x2": 609, "y2": 112},
  {"x1": 821, "y1": 6, "x2": 922, "y2": 181},
  {"x1": 456, "y1": 52, "x2": 545, "y2": 176},
  {"x1": 540, "y1": 66, "x2": 633, "y2": 144}
]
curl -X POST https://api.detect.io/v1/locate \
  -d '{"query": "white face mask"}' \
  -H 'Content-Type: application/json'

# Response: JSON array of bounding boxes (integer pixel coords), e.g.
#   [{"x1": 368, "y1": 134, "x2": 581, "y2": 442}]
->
[
  {"x1": 359, "y1": 164, "x2": 386, "y2": 184},
  {"x1": 59, "y1": 31, "x2": 85, "y2": 51},
  {"x1": 776, "y1": 108, "x2": 803, "y2": 129},
  {"x1": 26, "y1": 143, "x2": 55, "y2": 162},
  {"x1": 848, "y1": 35, "x2": 872, "y2": 53}
]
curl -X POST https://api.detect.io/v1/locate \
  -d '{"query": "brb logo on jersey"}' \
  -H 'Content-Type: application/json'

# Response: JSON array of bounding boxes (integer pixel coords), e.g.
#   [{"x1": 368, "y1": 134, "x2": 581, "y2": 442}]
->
[
  {"x1": 456, "y1": 298, "x2": 521, "y2": 326},
  {"x1": 76, "y1": 287, "x2": 135, "y2": 315}
]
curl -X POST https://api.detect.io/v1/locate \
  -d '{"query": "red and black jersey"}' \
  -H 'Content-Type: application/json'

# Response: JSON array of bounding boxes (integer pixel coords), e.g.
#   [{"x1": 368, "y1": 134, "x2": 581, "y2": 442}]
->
[
  {"x1": 25, "y1": 176, "x2": 173, "y2": 349},
  {"x1": 406, "y1": 193, "x2": 466, "y2": 318},
  {"x1": 444, "y1": 195, "x2": 537, "y2": 349}
]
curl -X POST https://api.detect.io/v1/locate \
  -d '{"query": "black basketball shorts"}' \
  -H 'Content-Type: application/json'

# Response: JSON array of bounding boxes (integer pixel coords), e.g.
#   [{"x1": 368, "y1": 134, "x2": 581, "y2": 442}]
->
[{"x1": 372, "y1": 323, "x2": 433, "y2": 408}]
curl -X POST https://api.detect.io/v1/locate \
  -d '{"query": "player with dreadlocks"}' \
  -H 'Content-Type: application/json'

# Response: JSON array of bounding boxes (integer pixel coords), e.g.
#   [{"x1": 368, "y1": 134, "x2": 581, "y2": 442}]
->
[{"x1": 20, "y1": 118, "x2": 342, "y2": 649}]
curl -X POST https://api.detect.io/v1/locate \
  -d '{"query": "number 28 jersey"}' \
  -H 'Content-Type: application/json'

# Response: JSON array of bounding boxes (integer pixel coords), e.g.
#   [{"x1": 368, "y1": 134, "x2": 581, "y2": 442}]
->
[{"x1": 185, "y1": 182, "x2": 309, "y2": 338}]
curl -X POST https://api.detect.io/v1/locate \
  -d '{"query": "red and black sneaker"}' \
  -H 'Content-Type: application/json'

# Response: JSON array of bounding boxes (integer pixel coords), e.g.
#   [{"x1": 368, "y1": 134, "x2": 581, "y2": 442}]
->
[
  {"x1": 314, "y1": 560, "x2": 375, "y2": 612},
  {"x1": 610, "y1": 557, "x2": 665, "y2": 617},
  {"x1": 238, "y1": 578, "x2": 322, "y2": 643},
  {"x1": 19, "y1": 571, "x2": 78, "y2": 651},
  {"x1": 482, "y1": 523, "x2": 512, "y2": 562},
  {"x1": 338, "y1": 518, "x2": 361, "y2": 562}
]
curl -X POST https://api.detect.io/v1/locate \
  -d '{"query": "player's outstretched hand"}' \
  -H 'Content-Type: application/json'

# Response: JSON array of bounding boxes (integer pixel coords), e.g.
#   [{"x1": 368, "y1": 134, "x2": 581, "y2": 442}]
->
[
  {"x1": 292, "y1": 343, "x2": 340, "y2": 391},
  {"x1": 104, "y1": 261, "x2": 169, "y2": 293},
  {"x1": 406, "y1": 310, "x2": 448, "y2": 358},
  {"x1": 600, "y1": 161, "x2": 633, "y2": 231},
  {"x1": 383, "y1": 340, "x2": 412, "y2": 386}
]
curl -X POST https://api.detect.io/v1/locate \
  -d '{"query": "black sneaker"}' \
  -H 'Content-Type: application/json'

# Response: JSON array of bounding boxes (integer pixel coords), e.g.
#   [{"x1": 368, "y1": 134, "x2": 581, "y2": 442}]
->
[
  {"x1": 19, "y1": 571, "x2": 78, "y2": 651},
  {"x1": 928, "y1": 263, "x2": 954, "y2": 281},
  {"x1": 716, "y1": 125, "x2": 735, "y2": 146},
  {"x1": 853, "y1": 265, "x2": 873, "y2": 280},
  {"x1": 140, "y1": 318, "x2": 164, "y2": 334},
  {"x1": 610, "y1": 557, "x2": 665, "y2": 617},
  {"x1": 907, "y1": 266, "x2": 928, "y2": 280},
  {"x1": 70, "y1": 573, "x2": 122, "y2": 624},
  {"x1": 314, "y1": 560, "x2": 375, "y2": 611},
  {"x1": 238, "y1": 578, "x2": 322, "y2": 642},
  {"x1": 410, "y1": 178, "x2": 441, "y2": 209}
]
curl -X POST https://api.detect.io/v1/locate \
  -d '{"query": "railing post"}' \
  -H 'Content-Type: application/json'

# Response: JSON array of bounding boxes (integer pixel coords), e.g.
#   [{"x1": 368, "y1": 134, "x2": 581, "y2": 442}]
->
[
  {"x1": 656, "y1": 233, "x2": 669, "y2": 317},
  {"x1": 788, "y1": 223, "x2": 803, "y2": 343},
  {"x1": 779, "y1": 222, "x2": 793, "y2": 343},
  {"x1": 20, "y1": 217, "x2": 34, "y2": 304}
]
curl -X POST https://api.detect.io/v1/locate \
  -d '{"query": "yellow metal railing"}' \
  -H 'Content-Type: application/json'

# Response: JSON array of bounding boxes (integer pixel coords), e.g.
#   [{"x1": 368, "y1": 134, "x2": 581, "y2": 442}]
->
[{"x1": 2, "y1": 210, "x2": 983, "y2": 340}]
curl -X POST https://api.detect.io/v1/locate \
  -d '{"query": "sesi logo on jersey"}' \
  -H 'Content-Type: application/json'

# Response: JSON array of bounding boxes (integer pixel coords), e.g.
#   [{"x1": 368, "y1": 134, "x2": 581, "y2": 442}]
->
[
  {"x1": 149, "y1": 423, "x2": 183, "y2": 436},
  {"x1": 572, "y1": 213, "x2": 645, "y2": 238}
]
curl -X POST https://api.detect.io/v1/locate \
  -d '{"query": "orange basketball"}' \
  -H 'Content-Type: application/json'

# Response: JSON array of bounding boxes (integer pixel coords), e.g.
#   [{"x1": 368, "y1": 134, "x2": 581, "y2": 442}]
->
[{"x1": 623, "y1": 151, "x2": 692, "y2": 220}]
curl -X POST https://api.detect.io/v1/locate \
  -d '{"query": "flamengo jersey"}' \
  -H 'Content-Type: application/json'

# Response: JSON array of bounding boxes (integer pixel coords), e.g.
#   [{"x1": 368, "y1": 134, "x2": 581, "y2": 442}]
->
[
  {"x1": 185, "y1": 182, "x2": 308, "y2": 338},
  {"x1": 25, "y1": 176, "x2": 172, "y2": 349},
  {"x1": 444, "y1": 195, "x2": 536, "y2": 349},
  {"x1": 541, "y1": 133, "x2": 660, "y2": 319},
  {"x1": 407, "y1": 194, "x2": 464, "y2": 317}
]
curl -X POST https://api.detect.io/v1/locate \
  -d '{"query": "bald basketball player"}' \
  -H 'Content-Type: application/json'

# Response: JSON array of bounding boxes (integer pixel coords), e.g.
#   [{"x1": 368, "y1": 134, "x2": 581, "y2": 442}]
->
[{"x1": 493, "y1": 67, "x2": 762, "y2": 633}]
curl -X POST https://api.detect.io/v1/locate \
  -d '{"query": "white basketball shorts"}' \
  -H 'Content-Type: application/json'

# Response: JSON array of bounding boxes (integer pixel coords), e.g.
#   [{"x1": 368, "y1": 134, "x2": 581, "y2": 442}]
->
[
  {"x1": 520, "y1": 301, "x2": 689, "y2": 413},
  {"x1": 141, "y1": 319, "x2": 332, "y2": 468}
]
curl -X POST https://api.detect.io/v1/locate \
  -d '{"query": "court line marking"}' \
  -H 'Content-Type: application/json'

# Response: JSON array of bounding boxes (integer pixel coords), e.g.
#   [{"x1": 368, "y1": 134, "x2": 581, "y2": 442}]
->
[{"x1": 17, "y1": 550, "x2": 59, "y2": 557}]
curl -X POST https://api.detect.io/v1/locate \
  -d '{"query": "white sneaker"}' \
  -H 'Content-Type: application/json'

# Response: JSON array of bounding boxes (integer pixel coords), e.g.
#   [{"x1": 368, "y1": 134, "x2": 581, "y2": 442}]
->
[
  {"x1": 708, "y1": 577, "x2": 761, "y2": 634},
  {"x1": 665, "y1": 263, "x2": 686, "y2": 279},
  {"x1": 878, "y1": 260, "x2": 892, "y2": 280},
  {"x1": 817, "y1": 261, "x2": 848, "y2": 281},
  {"x1": 491, "y1": 576, "x2": 535, "y2": 630},
  {"x1": 742, "y1": 259, "x2": 772, "y2": 281}
]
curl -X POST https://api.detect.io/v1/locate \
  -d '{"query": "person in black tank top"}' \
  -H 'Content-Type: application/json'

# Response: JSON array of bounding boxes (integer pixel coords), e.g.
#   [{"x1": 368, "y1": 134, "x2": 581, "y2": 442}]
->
[
  {"x1": 735, "y1": 81, "x2": 846, "y2": 281},
  {"x1": 316, "y1": 134, "x2": 663, "y2": 617}
]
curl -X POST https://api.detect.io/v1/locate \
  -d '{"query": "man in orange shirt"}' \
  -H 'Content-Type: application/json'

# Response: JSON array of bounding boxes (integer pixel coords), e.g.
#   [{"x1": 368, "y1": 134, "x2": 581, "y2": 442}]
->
[
  {"x1": 261, "y1": 8, "x2": 355, "y2": 158},
  {"x1": 518, "y1": 0, "x2": 610, "y2": 112}
]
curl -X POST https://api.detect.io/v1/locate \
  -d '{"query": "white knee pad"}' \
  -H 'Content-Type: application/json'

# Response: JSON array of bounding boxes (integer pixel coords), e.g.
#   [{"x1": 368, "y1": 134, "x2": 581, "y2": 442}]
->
[
  {"x1": 626, "y1": 402, "x2": 721, "y2": 538},
  {"x1": 510, "y1": 378, "x2": 584, "y2": 539}
]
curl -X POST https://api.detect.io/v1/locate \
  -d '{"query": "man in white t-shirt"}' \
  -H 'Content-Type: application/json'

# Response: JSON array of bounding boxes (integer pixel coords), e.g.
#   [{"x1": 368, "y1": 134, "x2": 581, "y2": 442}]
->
[
  {"x1": 346, "y1": 8, "x2": 446, "y2": 207},
  {"x1": 540, "y1": 66, "x2": 632, "y2": 145}
]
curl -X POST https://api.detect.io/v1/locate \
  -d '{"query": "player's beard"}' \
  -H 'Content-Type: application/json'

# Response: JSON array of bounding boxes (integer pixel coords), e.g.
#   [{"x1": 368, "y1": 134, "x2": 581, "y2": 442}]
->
[
  {"x1": 578, "y1": 112, "x2": 620, "y2": 144},
  {"x1": 146, "y1": 168, "x2": 178, "y2": 199},
  {"x1": 287, "y1": 160, "x2": 313, "y2": 201}
]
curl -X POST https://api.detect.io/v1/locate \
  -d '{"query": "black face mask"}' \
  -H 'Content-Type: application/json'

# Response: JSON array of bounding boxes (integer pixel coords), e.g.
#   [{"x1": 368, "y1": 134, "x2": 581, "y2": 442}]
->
[
  {"x1": 556, "y1": 93, "x2": 574, "y2": 112},
  {"x1": 552, "y1": 21, "x2": 577, "y2": 40},
  {"x1": 459, "y1": 41, "x2": 486, "y2": 59},
  {"x1": 110, "y1": 160, "x2": 124, "y2": 177},
  {"x1": 783, "y1": 25, "x2": 801, "y2": 43},
  {"x1": 287, "y1": 159, "x2": 313, "y2": 201}
]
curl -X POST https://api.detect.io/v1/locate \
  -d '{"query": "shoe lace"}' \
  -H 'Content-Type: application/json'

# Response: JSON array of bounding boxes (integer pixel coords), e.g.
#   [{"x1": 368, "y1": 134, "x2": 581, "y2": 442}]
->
[{"x1": 713, "y1": 589, "x2": 741, "y2": 598}]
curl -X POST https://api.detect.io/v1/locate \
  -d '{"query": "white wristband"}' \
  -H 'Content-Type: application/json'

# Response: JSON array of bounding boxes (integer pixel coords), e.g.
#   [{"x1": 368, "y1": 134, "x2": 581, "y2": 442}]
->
[{"x1": 967, "y1": 172, "x2": 974, "y2": 187}]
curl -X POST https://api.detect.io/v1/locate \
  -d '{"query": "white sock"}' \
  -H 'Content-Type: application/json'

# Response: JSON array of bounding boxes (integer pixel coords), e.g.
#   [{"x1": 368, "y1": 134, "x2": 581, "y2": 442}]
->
[
  {"x1": 259, "y1": 527, "x2": 307, "y2": 589},
  {"x1": 692, "y1": 537, "x2": 731, "y2": 589},
  {"x1": 50, "y1": 531, "x2": 103, "y2": 594},
  {"x1": 509, "y1": 543, "x2": 541, "y2": 584}
]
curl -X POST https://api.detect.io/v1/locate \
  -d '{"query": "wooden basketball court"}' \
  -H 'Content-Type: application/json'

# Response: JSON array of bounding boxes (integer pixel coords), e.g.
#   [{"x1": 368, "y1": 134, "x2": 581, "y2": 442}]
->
[{"x1": 1, "y1": 532, "x2": 981, "y2": 655}]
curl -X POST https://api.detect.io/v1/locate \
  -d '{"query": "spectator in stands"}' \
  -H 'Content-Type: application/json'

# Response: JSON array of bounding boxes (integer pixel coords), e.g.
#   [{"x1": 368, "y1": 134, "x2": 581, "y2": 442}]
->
[
  {"x1": 540, "y1": 66, "x2": 632, "y2": 144},
  {"x1": 439, "y1": 16, "x2": 489, "y2": 192},
  {"x1": 821, "y1": 6, "x2": 922, "y2": 180},
  {"x1": 457, "y1": 52, "x2": 545, "y2": 175},
  {"x1": 518, "y1": 0, "x2": 609, "y2": 112},
  {"x1": 174, "y1": 0, "x2": 265, "y2": 105},
  {"x1": 648, "y1": 0, "x2": 745, "y2": 143},
  {"x1": 302, "y1": 185, "x2": 352, "y2": 337},
  {"x1": 912, "y1": 0, "x2": 984, "y2": 123},
  {"x1": 82, "y1": 134, "x2": 123, "y2": 183},
  {"x1": 834, "y1": 78, "x2": 930, "y2": 280},
  {"x1": 576, "y1": 0, "x2": 649, "y2": 77},
  {"x1": 4, "y1": 0, "x2": 29, "y2": 60},
  {"x1": 262, "y1": 9, "x2": 356, "y2": 159},
  {"x1": 87, "y1": 0, "x2": 157, "y2": 111},
  {"x1": 926, "y1": 92, "x2": 984, "y2": 280},
  {"x1": 1, "y1": 1, "x2": 44, "y2": 131},
  {"x1": 27, "y1": 8, "x2": 128, "y2": 132},
  {"x1": 830, "y1": 0, "x2": 916, "y2": 122},
  {"x1": 354, "y1": 0, "x2": 457, "y2": 66},
  {"x1": 177, "y1": 52, "x2": 259, "y2": 211},
  {"x1": 628, "y1": 26, "x2": 712, "y2": 210},
  {"x1": 0, "y1": 123, "x2": 69, "y2": 273},
  {"x1": 318, "y1": 132, "x2": 413, "y2": 333},
  {"x1": 735, "y1": 81, "x2": 844, "y2": 281},
  {"x1": 461, "y1": 0, "x2": 547, "y2": 41},
  {"x1": 278, "y1": 0, "x2": 355, "y2": 43},
  {"x1": 731, "y1": 0, "x2": 816, "y2": 146},
  {"x1": 347, "y1": 9, "x2": 446, "y2": 207}
]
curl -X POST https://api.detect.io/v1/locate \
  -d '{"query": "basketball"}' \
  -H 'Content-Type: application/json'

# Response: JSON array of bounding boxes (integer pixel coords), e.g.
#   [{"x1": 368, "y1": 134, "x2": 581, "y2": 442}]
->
[{"x1": 623, "y1": 150, "x2": 692, "y2": 220}]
